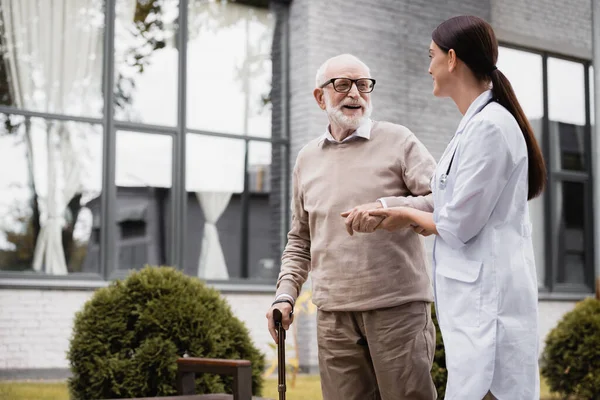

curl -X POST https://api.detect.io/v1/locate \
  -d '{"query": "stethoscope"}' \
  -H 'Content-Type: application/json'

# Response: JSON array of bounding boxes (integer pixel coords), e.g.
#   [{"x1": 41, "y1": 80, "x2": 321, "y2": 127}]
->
[{"x1": 437, "y1": 99, "x2": 495, "y2": 191}]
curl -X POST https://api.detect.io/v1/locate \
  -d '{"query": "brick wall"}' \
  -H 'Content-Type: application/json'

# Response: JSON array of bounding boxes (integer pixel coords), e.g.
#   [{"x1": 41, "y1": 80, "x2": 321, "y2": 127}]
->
[
  {"x1": 491, "y1": 0, "x2": 592, "y2": 58},
  {"x1": 0, "y1": 289, "x2": 281, "y2": 376},
  {"x1": 0, "y1": 289, "x2": 92, "y2": 371}
]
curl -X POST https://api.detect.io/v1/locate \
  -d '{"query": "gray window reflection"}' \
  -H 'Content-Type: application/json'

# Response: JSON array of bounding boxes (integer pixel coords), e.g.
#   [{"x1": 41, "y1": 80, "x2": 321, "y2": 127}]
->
[
  {"x1": 590, "y1": 66, "x2": 595, "y2": 126},
  {"x1": 553, "y1": 181, "x2": 590, "y2": 286},
  {"x1": 187, "y1": 1, "x2": 274, "y2": 136},
  {"x1": 247, "y1": 141, "x2": 285, "y2": 281},
  {"x1": 114, "y1": 131, "x2": 173, "y2": 271},
  {"x1": 548, "y1": 57, "x2": 587, "y2": 171},
  {"x1": 0, "y1": 115, "x2": 103, "y2": 274},
  {"x1": 114, "y1": 0, "x2": 179, "y2": 126},
  {"x1": 184, "y1": 134, "x2": 245, "y2": 279}
]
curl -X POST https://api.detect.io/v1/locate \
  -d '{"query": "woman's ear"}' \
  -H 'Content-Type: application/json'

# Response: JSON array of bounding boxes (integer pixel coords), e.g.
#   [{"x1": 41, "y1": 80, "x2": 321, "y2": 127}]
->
[{"x1": 447, "y1": 49, "x2": 457, "y2": 73}]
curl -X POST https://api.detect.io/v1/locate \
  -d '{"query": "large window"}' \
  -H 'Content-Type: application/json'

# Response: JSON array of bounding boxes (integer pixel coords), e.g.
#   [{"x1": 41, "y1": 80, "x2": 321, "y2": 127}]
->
[
  {"x1": 498, "y1": 45, "x2": 594, "y2": 293},
  {"x1": 0, "y1": 0, "x2": 289, "y2": 284}
]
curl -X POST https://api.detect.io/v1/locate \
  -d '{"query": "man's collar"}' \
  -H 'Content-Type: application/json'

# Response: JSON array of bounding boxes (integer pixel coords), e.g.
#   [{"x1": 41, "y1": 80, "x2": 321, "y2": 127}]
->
[{"x1": 318, "y1": 118, "x2": 372, "y2": 145}]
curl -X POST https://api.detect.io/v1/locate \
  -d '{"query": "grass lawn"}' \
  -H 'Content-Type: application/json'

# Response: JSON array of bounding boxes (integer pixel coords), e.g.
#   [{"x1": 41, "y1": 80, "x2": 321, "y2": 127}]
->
[{"x1": 0, "y1": 375, "x2": 560, "y2": 400}]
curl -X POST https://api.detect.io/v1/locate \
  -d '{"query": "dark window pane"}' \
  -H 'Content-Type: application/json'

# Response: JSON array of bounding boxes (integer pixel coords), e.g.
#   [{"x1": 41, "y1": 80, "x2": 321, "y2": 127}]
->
[
  {"x1": 0, "y1": 2, "x2": 104, "y2": 116},
  {"x1": 590, "y1": 66, "x2": 595, "y2": 126},
  {"x1": 551, "y1": 121, "x2": 587, "y2": 171},
  {"x1": 185, "y1": 134, "x2": 245, "y2": 279},
  {"x1": 247, "y1": 142, "x2": 287, "y2": 281},
  {"x1": 120, "y1": 220, "x2": 147, "y2": 239},
  {"x1": 0, "y1": 115, "x2": 103, "y2": 274},
  {"x1": 114, "y1": 0, "x2": 179, "y2": 126},
  {"x1": 554, "y1": 181, "x2": 590, "y2": 286},
  {"x1": 548, "y1": 57, "x2": 587, "y2": 171},
  {"x1": 114, "y1": 131, "x2": 172, "y2": 271}
]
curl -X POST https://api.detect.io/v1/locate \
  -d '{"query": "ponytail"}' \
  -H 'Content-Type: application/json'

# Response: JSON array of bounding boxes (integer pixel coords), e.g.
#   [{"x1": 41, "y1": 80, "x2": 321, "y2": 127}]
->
[
  {"x1": 432, "y1": 15, "x2": 547, "y2": 200},
  {"x1": 490, "y1": 69, "x2": 546, "y2": 200}
]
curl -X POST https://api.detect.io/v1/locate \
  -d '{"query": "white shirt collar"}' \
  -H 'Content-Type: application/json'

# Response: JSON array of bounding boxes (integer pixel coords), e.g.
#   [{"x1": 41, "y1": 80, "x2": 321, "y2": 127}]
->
[
  {"x1": 456, "y1": 90, "x2": 493, "y2": 134},
  {"x1": 318, "y1": 118, "x2": 373, "y2": 145}
]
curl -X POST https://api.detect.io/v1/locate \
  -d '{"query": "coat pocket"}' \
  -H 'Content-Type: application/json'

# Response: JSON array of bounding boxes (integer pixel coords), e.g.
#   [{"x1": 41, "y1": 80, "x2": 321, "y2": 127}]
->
[{"x1": 435, "y1": 258, "x2": 483, "y2": 328}]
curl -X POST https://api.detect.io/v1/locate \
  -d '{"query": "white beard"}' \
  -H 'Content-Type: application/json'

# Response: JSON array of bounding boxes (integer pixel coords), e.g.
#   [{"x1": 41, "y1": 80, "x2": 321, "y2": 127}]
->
[{"x1": 324, "y1": 94, "x2": 372, "y2": 131}]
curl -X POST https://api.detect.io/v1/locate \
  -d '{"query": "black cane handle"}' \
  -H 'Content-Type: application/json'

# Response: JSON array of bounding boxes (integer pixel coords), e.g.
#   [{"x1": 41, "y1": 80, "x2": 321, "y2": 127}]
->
[
  {"x1": 273, "y1": 308, "x2": 283, "y2": 325},
  {"x1": 273, "y1": 308, "x2": 286, "y2": 340}
]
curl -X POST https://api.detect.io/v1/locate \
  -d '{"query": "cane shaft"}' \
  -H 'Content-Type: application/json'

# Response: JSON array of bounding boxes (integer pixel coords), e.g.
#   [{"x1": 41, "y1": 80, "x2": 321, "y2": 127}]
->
[
  {"x1": 273, "y1": 309, "x2": 287, "y2": 400},
  {"x1": 278, "y1": 325, "x2": 286, "y2": 400}
]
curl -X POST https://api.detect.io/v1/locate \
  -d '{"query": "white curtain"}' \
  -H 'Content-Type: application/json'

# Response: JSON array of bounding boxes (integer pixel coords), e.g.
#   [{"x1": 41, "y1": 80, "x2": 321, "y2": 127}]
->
[
  {"x1": 196, "y1": 192, "x2": 232, "y2": 280},
  {"x1": 33, "y1": 123, "x2": 83, "y2": 274},
  {"x1": 1, "y1": 0, "x2": 103, "y2": 274}
]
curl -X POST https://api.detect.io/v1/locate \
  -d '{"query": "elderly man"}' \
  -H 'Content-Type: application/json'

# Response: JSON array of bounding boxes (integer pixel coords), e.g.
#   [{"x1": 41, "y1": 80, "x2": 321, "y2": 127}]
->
[{"x1": 265, "y1": 54, "x2": 437, "y2": 400}]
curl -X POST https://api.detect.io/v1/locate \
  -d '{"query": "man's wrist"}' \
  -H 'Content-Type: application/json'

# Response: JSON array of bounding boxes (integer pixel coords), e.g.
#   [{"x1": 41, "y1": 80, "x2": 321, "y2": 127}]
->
[
  {"x1": 274, "y1": 293, "x2": 295, "y2": 304},
  {"x1": 272, "y1": 298, "x2": 294, "y2": 311}
]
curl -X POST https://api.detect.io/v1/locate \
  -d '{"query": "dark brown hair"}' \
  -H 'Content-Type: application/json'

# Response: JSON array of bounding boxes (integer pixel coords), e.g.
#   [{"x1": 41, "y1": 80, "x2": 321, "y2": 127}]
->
[{"x1": 432, "y1": 15, "x2": 546, "y2": 200}]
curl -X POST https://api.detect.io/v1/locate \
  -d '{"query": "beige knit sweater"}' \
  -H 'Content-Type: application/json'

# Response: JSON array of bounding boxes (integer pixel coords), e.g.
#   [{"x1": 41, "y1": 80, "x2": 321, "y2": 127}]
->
[{"x1": 276, "y1": 121, "x2": 437, "y2": 311}]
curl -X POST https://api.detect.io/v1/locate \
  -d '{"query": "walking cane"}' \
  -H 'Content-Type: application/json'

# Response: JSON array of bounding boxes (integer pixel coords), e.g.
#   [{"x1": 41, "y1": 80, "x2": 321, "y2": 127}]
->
[{"x1": 273, "y1": 309, "x2": 286, "y2": 400}]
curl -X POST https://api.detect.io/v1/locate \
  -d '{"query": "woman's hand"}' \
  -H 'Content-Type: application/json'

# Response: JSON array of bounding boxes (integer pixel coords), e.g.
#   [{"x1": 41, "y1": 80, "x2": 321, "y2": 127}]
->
[
  {"x1": 368, "y1": 207, "x2": 413, "y2": 231},
  {"x1": 340, "y1": 202, "x2": 384, "y2": 235},
  {"x1": 412, "y1": 225, "x2": 434, "y2": 237}
]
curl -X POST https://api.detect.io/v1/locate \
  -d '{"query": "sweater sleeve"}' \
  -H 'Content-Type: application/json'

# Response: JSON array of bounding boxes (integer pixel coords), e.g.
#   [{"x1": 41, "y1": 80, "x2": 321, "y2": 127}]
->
[
  {"x1": 379, "y1": 132, "x2": 436, "y2": 212},
  {"x1": 276, "y1": 162, "x2": 311, "y2": 301}
]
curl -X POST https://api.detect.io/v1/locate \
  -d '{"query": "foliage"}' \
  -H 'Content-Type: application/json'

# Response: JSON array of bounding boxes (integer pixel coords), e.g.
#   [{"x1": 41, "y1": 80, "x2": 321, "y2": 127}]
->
[
  {"x1": 67, "y1": 266, "x2": 265, "y2": 399},
  {"x1": 541, "y1": 297, "x2": 600, "y2": 400}
]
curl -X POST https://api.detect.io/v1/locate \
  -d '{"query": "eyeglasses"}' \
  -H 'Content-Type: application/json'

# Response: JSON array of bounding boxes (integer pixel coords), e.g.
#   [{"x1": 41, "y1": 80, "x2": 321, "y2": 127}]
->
[{"x1": 319, "y1": 78, "x2": 376, "y2": 93}]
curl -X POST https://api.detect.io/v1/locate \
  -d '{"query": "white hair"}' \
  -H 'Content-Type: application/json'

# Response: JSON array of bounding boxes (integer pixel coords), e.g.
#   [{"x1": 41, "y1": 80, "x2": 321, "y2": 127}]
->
[{"x1": 315, "y1": 54, "x2": 371, "y2": 87}]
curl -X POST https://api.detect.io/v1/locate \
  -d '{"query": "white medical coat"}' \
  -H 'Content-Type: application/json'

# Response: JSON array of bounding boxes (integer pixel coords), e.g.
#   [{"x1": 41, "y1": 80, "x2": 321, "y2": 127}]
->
[{"x1": 432, "y1": 90, "x2": 539, "y2": 400}]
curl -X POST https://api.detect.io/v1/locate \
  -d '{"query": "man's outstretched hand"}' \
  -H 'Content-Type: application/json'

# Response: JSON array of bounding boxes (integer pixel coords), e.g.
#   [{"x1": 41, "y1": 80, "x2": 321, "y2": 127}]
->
[{"x1": 341, "y1": 202, "x2": 384, "y2": 235}]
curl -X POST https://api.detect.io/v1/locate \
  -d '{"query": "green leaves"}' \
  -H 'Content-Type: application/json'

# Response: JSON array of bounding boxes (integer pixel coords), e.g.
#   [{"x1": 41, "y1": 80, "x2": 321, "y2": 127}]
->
[
  {"x1": 541, "y1": 297, "x2": 600, "y2": 399},
  {"x1": 67, "y1": 266, "x2": 265, "y2": 399}
]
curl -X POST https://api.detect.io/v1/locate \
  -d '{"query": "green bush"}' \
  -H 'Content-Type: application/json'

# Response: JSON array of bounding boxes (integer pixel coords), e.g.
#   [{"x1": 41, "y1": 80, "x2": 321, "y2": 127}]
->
[
  {"x1": 541, "y1": 297, "x2": 600, "y2": 399},
  {"x1": 67, "y1": 266, "x2": 265, "y2": 399},
  {"x1": 431, "y1": 304, "x2": 447, "y2": 399}
]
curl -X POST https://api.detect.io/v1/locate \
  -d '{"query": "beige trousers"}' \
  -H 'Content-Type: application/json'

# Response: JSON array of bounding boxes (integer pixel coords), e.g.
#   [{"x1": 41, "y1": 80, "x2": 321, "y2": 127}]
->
[{"x1": 317, "y1": 301, "x2": 437, "y2": 400}]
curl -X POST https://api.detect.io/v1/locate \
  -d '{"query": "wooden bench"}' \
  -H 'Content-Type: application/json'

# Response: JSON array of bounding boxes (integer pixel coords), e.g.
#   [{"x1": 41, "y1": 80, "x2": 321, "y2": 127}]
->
[{"x1": 105, "y1": 357, "x2": 272, "y2": 400}]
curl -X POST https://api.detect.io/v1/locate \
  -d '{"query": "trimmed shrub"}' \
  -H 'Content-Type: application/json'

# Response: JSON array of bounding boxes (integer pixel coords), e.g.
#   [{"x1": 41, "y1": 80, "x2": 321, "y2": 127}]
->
[
  {"x1": 431, "y1": 304, "x2": 447, "y2": 399},
  {"x1": 67, "y1": 266, "x2": 265, "y2": 399},
  {"x1": 541, "y1": 297, "x2": 600, "y2": 399}
]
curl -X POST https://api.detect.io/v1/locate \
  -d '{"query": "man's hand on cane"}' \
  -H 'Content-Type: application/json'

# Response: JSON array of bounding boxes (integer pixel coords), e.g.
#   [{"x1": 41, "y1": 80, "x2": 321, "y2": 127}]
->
[{"x1": 266, "y1": 301, "x2": 294, "y2": 344}]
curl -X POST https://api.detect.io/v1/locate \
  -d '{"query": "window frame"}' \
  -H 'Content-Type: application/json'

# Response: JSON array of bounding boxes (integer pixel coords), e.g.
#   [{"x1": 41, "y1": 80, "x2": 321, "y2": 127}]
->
[
  {"x1": 500, "y1": 42, "x2": 595, "y2": 295},
  {"x1": 0, "y1": 0, "x2": 291, "y2": 287}
]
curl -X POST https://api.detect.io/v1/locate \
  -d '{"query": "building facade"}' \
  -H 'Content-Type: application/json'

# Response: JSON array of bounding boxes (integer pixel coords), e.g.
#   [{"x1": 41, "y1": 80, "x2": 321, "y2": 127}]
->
[{"x1": 0, "y1": 0, "x2": 598, "y2": 378}]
